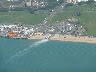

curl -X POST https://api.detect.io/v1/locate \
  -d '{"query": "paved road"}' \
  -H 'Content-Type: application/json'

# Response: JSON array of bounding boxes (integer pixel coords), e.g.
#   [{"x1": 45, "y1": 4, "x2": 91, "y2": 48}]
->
[{"x1": 42, "y1": 2, "x2": 67, "y2": 25}]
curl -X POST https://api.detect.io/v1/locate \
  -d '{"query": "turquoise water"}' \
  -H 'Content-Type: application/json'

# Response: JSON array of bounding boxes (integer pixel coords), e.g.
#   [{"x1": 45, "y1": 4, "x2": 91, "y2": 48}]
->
[{"x1": 0, "y1": 37, "x2": 96, "y2": 72}]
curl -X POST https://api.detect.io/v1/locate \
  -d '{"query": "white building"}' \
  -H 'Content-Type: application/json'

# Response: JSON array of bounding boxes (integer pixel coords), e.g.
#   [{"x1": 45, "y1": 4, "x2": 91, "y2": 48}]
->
[
  {"x1": 7, "y1": 0, "x2": 19, "y2": 1},
  {"x1": 66, "y1": 0, "x2": 93, "y2": 4},
  {"x1": 26, "y1": 0, "x2": 32, "y2": 6}
]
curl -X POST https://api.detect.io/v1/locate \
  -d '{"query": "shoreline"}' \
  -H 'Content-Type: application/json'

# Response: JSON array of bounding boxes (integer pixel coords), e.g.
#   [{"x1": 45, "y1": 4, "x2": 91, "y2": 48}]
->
[
  {"x1": 0, "y1": 34, "x2": 96, "y2": 44},
  {"x1": 28, "y1": 34, "x2": 96, "y2": 44}
]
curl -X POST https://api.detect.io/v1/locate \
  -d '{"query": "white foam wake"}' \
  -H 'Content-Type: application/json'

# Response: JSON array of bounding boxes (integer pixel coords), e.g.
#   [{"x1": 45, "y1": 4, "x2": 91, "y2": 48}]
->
[
  {"x1": 30, "y1": 39, "x2": 49, "y2": 47},
  {"x1": 7, "y1": 39, "x2": 49, "y2": 62}
]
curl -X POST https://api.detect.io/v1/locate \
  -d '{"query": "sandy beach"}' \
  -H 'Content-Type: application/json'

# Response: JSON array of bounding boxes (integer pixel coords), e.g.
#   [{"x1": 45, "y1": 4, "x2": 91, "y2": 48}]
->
[
  {"x1": 28, "y1": 34, "x2": 96, "y2": 44},
  {"x1": 28, "y1": 35, "x2": 47, "y2": 40},
  {"x1": 50, "y1": 35, "x2": 96, "y2": 44}
]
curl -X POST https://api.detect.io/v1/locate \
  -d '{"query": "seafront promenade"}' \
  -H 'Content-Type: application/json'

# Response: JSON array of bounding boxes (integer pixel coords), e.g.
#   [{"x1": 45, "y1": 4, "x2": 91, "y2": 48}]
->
[{"x1": 0, "y1": 23, "x2": 96, "y2": 44}]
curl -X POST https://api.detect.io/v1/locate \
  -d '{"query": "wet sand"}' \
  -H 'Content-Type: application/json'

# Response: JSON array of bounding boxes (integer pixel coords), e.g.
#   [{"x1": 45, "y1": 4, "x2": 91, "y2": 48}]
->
[
  {"x1": 28, "y1": 34, "x2": 96, "y2": 44},
  {"x1": 28, "y1": 35, "x2": 47, "y2": 40}
]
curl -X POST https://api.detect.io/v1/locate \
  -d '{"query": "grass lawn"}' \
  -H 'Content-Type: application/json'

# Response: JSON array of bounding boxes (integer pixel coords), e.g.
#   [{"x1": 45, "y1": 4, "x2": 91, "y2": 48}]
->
[
  {"x1": 49, "y1": 5, "x2": 96, "y2": 36},
  {"x1": 48, "y1": 12, "x2": 74, "y2": 23},
  {"x1": 64, "y1": 4, "x2": 96, "y2": 11},
  {"x1": 75, "y1": 12, "x2": 96, "y2": 36},
  {"x1": 0, "y1": 11, "x2": 48, "y2": 25},
  {"x1": 0, "y1": 4, "x2": 96, "y2": 36}
]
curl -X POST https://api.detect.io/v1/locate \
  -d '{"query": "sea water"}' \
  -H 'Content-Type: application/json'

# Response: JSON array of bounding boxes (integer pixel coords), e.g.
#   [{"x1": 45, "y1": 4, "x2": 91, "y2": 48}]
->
[{"x1": 0, "y1": 37, "x2": 96, "y2": 72}]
